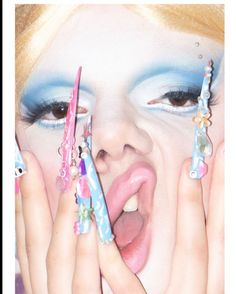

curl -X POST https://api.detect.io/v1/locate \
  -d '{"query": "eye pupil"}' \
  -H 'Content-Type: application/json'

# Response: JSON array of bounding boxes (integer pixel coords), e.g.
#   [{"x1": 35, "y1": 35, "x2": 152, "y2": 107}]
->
[
  {"x1": 169, "y1": 98, "x2": 188, "y2": 106},
  {"x1": 163, "y1": 90, "x2": 199, "y2": 106},
  {"x1": 52, "y1": 103, "x2": 68, "y2": 119}
]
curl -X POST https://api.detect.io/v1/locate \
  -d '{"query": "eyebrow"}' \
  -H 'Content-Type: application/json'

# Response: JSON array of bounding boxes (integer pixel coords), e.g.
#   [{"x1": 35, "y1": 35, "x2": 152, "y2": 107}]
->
[{"x1": 22, "y1": 73, "x2": 94, "y2": 105}]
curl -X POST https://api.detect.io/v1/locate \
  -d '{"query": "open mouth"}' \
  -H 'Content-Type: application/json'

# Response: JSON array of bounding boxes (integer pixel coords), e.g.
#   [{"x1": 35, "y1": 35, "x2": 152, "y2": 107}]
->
[{"x1": 106, "y1": 162, "x2": 157, "y2": 273}]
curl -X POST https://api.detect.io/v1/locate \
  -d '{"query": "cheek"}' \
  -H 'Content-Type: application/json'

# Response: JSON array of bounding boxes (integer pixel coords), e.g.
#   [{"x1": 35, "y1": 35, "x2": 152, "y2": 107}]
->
[{"x1": 16, "y1": 123, "x2": 63, "y2": 216}]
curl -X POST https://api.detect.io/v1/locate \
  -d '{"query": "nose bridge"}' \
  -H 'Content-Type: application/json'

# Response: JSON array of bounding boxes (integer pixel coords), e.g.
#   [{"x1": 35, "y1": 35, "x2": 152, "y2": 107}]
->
[{"x1": 92, "y1": 97, "x2": 153, "y2": 159}]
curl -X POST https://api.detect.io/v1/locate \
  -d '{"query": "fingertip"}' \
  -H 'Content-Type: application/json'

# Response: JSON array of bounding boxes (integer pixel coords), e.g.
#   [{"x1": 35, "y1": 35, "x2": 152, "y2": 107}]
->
[
  {"x1": 181, "y1": 158, "x2": 201, "y2": 184},
  {"x1": 181, "y1": 158, "x2": 192, "y2": 176}
]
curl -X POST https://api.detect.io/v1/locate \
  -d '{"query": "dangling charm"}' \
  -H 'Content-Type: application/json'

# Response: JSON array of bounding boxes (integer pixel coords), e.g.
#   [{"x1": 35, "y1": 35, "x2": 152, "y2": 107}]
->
[
  {"x1": 69, "y1": 146, "x2": 79, "y2": 177},
  {"x1": 56, "y1": 67, "x2": 82, "y2": 192},
  {"x1": 190, "y1": 60, "x2": 213, "y2": 179},
  {"x1": 80, "y1": 116, "x2": 114, "y2": 243}
]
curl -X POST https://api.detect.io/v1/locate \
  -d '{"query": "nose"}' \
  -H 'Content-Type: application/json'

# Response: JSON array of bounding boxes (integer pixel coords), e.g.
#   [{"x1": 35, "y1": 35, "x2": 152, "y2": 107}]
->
[{"x1": 92, "y1": 102, "x2": 153, "y2": 173}]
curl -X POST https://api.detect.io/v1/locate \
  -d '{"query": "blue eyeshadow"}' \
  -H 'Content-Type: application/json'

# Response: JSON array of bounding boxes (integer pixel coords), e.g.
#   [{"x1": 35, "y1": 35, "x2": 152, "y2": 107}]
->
[
  {"x1": 129, "y1": 59, "x2": 221, "y2": 92},
  {"x1": 21, "y1": 73, "x2": 93, "y2": 109}
]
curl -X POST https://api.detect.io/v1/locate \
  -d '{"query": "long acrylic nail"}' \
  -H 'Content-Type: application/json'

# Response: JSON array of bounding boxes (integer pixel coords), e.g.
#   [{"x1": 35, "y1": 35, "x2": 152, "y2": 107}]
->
[{"x1": 190, "y1": 60, "x2": 213, "y2": 179}]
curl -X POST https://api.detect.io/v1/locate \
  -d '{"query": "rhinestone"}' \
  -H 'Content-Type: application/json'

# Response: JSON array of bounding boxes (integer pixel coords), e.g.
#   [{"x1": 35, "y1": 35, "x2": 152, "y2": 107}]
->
[
  {"x1": 204, "y1": 65, "x2": 212, "y2": 72},
  {"x1": 203, "y1": 91, "x2": 211, "y2": 99},
  {"x1": 81, "y1": 152, "x2": 88, "y2": 159},
  {"x1": 70, "y1": 165, "x2": 78, "y2": 176},
  {"x1": 197, "y1": 133, "x2": 212, "y2": 156}
]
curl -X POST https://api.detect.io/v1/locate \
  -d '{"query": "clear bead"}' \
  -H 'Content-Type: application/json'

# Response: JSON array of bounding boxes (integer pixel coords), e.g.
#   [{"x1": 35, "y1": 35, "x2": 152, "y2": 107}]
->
[{"x1": 197, "y1": 133, "x2": 212, "y2": 156}]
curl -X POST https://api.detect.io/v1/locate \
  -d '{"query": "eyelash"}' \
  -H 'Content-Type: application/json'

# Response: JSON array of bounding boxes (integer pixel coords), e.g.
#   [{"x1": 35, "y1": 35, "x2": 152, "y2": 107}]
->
[
  {"x1": 21, "y1": 88, "x2": 217, "y2": 129},
  {"x1": 144, "y1": 88, "x2": 216, "y2": 114},
  {"x1": 22, "y1": 100, "x2": 88, "y2": 129}
]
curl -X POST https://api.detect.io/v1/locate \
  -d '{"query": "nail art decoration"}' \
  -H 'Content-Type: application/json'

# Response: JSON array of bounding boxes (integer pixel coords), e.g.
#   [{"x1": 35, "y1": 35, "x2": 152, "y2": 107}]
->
[
  {"x1": 74, "y1": 158, "x2": 92, "y2": 235},
  {"x1": 190, "y1": 60, "x2": 213, "y2": 179},
  {"x1": 15, "y1": 139, "x2": 26, "y2": 177},
  {"x1": 56, "y1": 67, "x2": 82, "y2": 192},
  {"x1": 78, "y1": 116, "x2": 114, "y2": 243},
  {"x1": 58, "y1": 68, "x2": 113, "y2": 242}
]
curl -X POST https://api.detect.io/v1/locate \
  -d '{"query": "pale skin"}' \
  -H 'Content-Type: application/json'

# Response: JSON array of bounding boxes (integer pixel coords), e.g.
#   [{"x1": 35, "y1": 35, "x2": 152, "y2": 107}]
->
[{"x1": 15, "y1": 5, "x2": 224, "y2": 293}]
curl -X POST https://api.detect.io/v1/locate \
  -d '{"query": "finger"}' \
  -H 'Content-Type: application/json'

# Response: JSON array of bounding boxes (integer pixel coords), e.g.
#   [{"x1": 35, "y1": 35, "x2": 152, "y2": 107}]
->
[
  {"x1": 167, "y1": 159, "x2": 208, "y2": 294},
  {"x1": 15, "y1": 189, "x2": 32, "y2": 294},
  {"x1": 47, "y1": 180, "x2": 78, "y2": 294},
  {"x1": 20, "y1": 151, "x2": 52, "y2": 294},
  {"x1": 207, "y1": 142, "x2": 224, "y2": 294},
  {"x1": 98, "y1": 239, "x2": 146, "y2": 294},
  {"x1": 72, "y1": 219, "x2": 101, "y2": 294}
]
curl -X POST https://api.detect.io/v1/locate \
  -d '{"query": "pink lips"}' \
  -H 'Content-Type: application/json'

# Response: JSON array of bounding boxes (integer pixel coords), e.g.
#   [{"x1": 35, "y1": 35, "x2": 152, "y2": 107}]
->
[{"x1": 106, "y1": 162, "x2": 157, "y2": 273}]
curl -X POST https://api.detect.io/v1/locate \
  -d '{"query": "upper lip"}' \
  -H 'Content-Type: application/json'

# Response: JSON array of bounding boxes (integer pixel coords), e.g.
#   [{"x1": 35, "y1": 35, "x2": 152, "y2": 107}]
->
[{"x1": 106, "y1": 161, "x2": 157, "y2": 227}]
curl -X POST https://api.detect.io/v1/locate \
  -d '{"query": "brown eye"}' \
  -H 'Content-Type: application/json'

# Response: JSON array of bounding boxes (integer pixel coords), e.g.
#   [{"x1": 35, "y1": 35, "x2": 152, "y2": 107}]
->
[
  {"x1": 168, "y1": 97, "x2": 189, "y2": 106},
  {"x1": 51, "y1": 103, "x2": 68, "y2": 119},
  {"x1": 147, "y1": 90, "x2": 199, "y2": 107},
  {"x1": 163, "y1": 90, "x2": 199, "y2": 106},
  {"x1": 49, "y1": 104, "x2": 88, "y2": 120}
]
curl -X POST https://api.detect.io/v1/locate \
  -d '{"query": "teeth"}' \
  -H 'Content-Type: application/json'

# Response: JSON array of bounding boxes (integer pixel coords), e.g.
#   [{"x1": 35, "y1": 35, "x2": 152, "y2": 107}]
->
[{"x1": 123, "y1": 195, "x2": 138, "y2": 212}]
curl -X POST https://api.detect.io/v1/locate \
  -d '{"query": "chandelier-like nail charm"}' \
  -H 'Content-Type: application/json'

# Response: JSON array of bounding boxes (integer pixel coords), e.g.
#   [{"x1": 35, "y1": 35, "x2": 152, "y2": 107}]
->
[
  {"x1": 56, "y1": 67, "x2": 81, "y2": 192},
  {"x1": 190, "y1": 60, "x2": 213, "y2": 179}
]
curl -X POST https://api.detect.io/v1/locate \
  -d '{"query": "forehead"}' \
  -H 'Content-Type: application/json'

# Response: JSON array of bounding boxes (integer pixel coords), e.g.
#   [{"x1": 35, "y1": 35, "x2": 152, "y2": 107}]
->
[{"x1": 30, "y1": 5, "x2": 223, "y2": 87}]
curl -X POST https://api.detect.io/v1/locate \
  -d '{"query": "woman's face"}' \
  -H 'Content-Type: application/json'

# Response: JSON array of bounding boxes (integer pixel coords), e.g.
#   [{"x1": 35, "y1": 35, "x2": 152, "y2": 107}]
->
[{"x1": 16, "y1": 5, "x2": 224, "y2": 293}]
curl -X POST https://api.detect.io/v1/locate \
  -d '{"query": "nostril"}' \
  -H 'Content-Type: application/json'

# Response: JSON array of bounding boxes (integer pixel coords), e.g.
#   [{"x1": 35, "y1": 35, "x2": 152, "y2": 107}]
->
[
  {"x1": 97, "y1": 149, "x2": 106, "y2": 160},
  {"x1": 124, "y1": 144, "x2": 136, "y2": 152}
]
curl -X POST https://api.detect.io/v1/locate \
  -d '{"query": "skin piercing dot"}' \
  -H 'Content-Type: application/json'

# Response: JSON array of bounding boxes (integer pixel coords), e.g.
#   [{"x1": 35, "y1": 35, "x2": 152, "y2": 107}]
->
[
  {"x1": 195, "y1": 42, "x2": 200, "y2": 47},
  {"x1": 198, "y1": 54, "x2": 203, "y2": 59}
]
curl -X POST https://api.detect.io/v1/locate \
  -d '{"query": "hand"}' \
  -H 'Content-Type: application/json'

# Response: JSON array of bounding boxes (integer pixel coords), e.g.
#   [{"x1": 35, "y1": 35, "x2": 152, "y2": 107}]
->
[
  {"x1": 97, "y1": 141, "x2": 224, "y2": 294},
  {"x1": 166, "y1": 141, "x2": 224, "y2": 294},
  {"x1": 16, "y1": 142, "x2": 224, "y2": 294},
  {"x1": 15, "y1": 152, "x2": 145, "y2": 294}
]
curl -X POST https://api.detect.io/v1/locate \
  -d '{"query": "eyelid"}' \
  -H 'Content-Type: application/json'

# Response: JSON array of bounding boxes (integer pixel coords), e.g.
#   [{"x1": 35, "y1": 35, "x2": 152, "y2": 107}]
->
[
  {"x1": 129, "y1": 74, "x2": 201, "y2": 106},
  {"x1": 21, "y1": 90, "x2": 96, "y2": 129},
  {"x1": 144, "y1": 100, "x2": 198, "y2": 114},
  {"x1": 36, "y1": 113, "x2": 88, "y2": 129}
]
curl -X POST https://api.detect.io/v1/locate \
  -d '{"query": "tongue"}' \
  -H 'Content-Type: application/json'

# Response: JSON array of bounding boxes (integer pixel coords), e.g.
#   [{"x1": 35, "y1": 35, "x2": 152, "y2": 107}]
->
[{"x1": 113, "y1": 211, "x2": 144, "y2": 248}]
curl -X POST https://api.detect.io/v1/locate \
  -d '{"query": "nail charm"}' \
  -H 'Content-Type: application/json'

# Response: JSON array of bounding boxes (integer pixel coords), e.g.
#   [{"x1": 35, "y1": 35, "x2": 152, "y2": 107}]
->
[
  {"x1": 74, "y1": 158, "x2": 92, "y2": 235},
  {"x1": 80, "y1": 117, "x2": 114, "y2": 243},
  {"x1": 15, "y1": 139, "x2": 26, "y2": 177},
  {"x1": 57, "y1": 68, "x2": 113, "y2": 242},
  {"x1": 190, "y1": 60, "x2": 213, "y2": 179},
  {"x1": 56, "y1": 67, "x2": 82, "y2": 192}
]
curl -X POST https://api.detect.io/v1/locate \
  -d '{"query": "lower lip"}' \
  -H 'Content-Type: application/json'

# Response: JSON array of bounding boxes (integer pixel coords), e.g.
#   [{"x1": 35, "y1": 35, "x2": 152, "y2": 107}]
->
[
  {"x1": 106, "y1": 162, "x2": 157, "y2": 273},
  {"x1": 119, "y1": 216, "x2": 151, "y2": 273}
]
